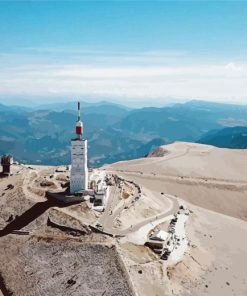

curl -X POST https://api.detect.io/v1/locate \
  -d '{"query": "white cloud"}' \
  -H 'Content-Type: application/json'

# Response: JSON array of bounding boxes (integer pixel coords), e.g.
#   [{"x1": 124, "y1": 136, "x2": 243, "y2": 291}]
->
[
  {"x1": 225, "y1": 62, "x2": 243, "y2": 72},
  {"x1": 0, "y1": 50, "x2": 247, "y2": 105}
]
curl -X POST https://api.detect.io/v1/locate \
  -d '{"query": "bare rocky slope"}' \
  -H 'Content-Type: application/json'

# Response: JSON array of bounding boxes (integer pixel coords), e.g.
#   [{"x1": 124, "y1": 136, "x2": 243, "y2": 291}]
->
[
  {"x1": 109, "y1": 142, "x2": 247, "y2": 221},
  {"x1": 0, "y1": 166, "x2": 135, "y2": 296},
  {"x1": 106, "y1": 142, "x2": 247, "y2": 296},
  {"x1": 1, "y1": 142, "x2": 247, "y2": 296}
]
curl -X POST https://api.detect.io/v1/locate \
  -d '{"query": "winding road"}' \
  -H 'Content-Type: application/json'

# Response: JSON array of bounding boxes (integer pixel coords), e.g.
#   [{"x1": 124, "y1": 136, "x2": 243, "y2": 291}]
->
[{"x1": 20, "y1": 165, "x2": 180, "y2": 240}]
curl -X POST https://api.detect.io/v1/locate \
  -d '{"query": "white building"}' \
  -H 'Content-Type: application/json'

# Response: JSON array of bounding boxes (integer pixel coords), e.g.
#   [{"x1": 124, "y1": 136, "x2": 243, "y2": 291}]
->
[
  {"x1": 150, "y1": 230, "x2": 169, "y2": 242},
  {"x1": 70, "y1": 102, "x2": 88, "y2": 194},
  {"x1": 89, "y1": 169, "x2": 108, "y2": 211}
]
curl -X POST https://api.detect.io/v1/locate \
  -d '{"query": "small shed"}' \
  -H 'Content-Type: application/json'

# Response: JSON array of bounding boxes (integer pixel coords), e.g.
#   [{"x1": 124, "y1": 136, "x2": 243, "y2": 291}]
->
[{"x1": 1, "y1": 155, "x2": 13, "y2": 175}]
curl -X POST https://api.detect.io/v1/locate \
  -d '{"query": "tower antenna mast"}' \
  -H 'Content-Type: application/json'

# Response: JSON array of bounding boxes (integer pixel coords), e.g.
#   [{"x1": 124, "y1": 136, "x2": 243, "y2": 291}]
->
[{"x1": 78, "y1": 101, "x2": 81, "y2": 121}]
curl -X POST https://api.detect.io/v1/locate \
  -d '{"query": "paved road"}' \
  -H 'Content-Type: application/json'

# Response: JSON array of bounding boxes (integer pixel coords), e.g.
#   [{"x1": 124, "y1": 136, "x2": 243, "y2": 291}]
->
[
  {"x1": 99, "y1": 185, "x2": 120, "y2": 227},
  {"x1": 20, "y1": 166, "x2": 180, "y2": 239},
  {"x1": 102, "y1": 180, "x2": 139, "y2": 233},
  {"x1": 97, "y1": 171, "x2": 179, "y2": 236},
  {"x1": 105, "y1": 193, "x2": 179, "y2": 236},
  {"x1": 117, "y1": 146, "x2": 191, "y2": 169}
]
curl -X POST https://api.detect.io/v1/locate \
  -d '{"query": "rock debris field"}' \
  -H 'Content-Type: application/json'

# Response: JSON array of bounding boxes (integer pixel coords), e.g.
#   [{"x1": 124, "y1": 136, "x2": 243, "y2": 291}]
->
[{"x1": 0, "y1": 235, "x2": 134, "y2": 296}]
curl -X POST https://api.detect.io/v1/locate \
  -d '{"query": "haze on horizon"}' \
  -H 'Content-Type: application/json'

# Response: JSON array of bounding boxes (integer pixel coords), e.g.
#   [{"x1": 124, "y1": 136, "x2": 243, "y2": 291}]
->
[{"x1": 0, "y1": 1, "x2": 247, "y2": 107}]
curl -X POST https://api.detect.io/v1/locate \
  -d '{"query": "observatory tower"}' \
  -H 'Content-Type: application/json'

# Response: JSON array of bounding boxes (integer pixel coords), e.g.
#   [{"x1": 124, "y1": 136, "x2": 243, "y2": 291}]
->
[{"x1": 70, "y1": 102, "x2": 88, "y2": 193}]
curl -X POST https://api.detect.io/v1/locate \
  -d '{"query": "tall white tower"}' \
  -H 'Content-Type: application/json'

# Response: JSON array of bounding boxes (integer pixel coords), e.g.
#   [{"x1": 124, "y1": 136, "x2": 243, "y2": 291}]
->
[{"x1": 70, "y1": 102, "x2": 88, "y2": 194}]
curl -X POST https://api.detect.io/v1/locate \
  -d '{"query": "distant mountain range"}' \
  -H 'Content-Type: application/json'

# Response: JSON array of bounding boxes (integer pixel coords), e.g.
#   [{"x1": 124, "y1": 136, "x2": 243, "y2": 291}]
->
[
  {"x1": 198, "y1": 126, "x2": 247, "y2": 149},
  {"x1": 0, "y1": 100, "x2": 246, "y2": 166}
]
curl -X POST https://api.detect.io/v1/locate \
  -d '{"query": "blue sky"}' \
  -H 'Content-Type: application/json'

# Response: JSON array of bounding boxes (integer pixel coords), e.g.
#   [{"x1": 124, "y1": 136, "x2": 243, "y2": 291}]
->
[{"x1": 0, "y1": 1, "x2": 247, "y2": 106}]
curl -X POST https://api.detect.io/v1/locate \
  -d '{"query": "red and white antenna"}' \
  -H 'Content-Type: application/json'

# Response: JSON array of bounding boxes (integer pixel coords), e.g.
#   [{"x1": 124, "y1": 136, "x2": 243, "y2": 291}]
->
[{"x1": 76, "y1": 101, "x2": 83, "y2": 138}]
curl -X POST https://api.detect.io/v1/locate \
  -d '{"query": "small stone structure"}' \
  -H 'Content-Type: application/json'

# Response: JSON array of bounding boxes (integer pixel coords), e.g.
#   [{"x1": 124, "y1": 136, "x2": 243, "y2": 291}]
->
[{"x1": 1, "y1": 155, "x2": 13, "y2": 175}]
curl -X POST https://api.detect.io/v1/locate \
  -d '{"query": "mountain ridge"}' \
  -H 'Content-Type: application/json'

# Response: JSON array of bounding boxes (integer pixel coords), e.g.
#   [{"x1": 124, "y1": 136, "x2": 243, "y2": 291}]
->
[{"x1": 0, "y1": 100, "x2": 247, "y2": 166}]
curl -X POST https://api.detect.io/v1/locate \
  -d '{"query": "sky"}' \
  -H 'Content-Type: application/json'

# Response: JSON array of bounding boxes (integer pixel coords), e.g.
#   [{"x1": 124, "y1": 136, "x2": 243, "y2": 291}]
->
[{"x1": 0, "y1": 1, "x2": 247, "y2": 106}]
